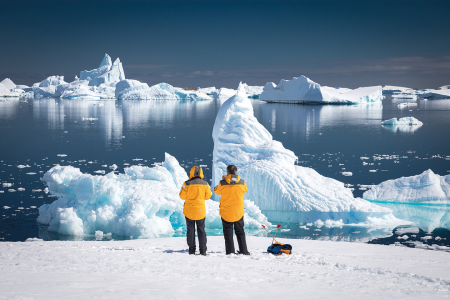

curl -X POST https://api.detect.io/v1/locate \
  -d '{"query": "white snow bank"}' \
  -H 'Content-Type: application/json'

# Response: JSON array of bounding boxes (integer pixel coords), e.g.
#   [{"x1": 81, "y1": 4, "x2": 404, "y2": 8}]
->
[
  {"x1": 260, "y1": 76, "x2": 382, "y2": 104},
  {"x1": 2, "y1": 237, "x2": 450, "y2": 300},
  {"x1": 212, "y1": 82, "x2": 402, "y2": 226},
  {"x1": 363, "y1": 169, "x2": 450, "y2": 204},
  {"x1": 39, "y1": 153, "x2": 269, "y2": 238},
  {"x1": 439, "y1": 85, "x2": 450, "y2": 90},
  {"x1": 116, "y1": 80, "x2": 212, "y2": 101},
  {"x1": 79, "y1": 53, "x2": 125, "y2": 87}
]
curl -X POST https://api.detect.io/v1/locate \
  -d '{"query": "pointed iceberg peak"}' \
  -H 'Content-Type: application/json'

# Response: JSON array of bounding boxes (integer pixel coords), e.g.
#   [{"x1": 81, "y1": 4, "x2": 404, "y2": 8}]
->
[
  {"x1": 99, "y1": 53, "x2": 112, "y2": 68},
  {"x1": 80, "y1": 53, "x2": 125, "y2": 86},
  {"x1": 236, "y1": 81, "x2": 247, "y2": 96}
]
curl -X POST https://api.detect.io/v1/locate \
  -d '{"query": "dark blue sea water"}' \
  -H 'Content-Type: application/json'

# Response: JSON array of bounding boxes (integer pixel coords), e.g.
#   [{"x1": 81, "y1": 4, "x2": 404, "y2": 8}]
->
[{"x1": 1, "y1": 96, "x2": 450, "y2": 249}]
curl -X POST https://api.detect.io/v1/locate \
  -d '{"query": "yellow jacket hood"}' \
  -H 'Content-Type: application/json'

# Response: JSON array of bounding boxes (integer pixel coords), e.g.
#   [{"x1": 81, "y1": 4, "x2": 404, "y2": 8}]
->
[
  {"x1": 225, "y1": 174, "x2": 240, "y2": 184},
  {"x1": 189, "y1": 166, "x2": 204, "y2": 180}
]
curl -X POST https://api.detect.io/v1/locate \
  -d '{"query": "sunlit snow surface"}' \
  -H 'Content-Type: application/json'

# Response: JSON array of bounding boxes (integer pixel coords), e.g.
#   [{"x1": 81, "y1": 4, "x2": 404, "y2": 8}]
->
[
  {"x1": 212, "y1": 83, "x2": 402, "y2": 226},
  {"x1": 38, "y1": 153, "x2": 270, "y2": 238}
]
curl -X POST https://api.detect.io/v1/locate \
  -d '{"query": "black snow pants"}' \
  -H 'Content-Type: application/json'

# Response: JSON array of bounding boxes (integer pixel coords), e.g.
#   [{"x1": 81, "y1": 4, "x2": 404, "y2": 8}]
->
[
  {"x1": 221, "y1": 216, "x2": 249, "y2": 255},
  {"x1": 185, "y1": 217, "x2": 207, "y2": 254}
]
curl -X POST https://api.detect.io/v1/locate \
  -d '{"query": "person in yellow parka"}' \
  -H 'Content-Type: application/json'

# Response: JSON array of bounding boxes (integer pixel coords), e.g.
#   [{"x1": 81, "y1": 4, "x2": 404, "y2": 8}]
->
[
  {"x1": 179, "y1": 166, "x2": 212, "y2": 255},
  {"x1": 213, "y1": 165, "x2": 250, "y2": 255}
]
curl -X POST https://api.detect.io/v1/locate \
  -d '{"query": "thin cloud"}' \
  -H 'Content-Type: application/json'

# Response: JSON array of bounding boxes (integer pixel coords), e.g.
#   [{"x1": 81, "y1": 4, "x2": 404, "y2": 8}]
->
[{"x1": 124, "y1": 64, "x2": 174, "y2": 69}]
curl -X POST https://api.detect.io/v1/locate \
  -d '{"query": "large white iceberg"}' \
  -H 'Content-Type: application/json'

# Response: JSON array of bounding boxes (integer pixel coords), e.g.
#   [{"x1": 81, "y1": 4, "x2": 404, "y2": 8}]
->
[
  {"x1": 80, "y1": 53, "x2": 125, "y2": 87},
  {"x1": 363, "y1": 169, "x2": 450, "y2": 204},
  {"x1": 212, "y1": 82, "x2": 401, "y2": 226},
  {"x1": 38, "y1": 153, "x2": 269, "y2": 238},
  {"x1": 260, "y1": 76, "x2": 382, "y2": 104},
  {"x1": 116, "y1": 80, "x2": 212, "y2": 100}
]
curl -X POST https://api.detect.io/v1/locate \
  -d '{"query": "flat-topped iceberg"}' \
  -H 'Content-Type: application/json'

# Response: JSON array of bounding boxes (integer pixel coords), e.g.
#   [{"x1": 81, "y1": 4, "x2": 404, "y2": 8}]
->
[
  {"x1": 38, "y1": 153, "x2": 269, "y2": 238},
  {"x1": 363, "y1": 169, "x2": 450, "y2": 204},
  {"x1": 116, "y1": 80, "x2": 212, "y2": 100},
  {"x1": 212, "y1": 82, "x2": 401, "y2": 226},
  {"x1": 260, "y1": 76, "x2": 382, "y2": 104},
  {"x1": 80, "y1": 53, "x2": 125, "y2": 87}
]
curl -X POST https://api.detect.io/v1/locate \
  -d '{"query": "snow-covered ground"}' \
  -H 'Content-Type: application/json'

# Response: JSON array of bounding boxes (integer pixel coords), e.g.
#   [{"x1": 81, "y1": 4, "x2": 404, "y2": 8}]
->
[{"x1": 1, "y1": 236, "x2": 449, "y2": 299}]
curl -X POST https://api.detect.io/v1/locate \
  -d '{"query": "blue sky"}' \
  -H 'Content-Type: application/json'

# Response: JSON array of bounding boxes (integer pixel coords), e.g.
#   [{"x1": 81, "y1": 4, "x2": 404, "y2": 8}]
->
[{"x1": 1, "y1": 0, "x2": 449, "y2": 88}]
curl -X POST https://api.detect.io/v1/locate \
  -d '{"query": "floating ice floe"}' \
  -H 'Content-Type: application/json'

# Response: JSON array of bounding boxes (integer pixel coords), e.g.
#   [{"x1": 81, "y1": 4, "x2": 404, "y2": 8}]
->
[
  {"x1": 38, "y1": 153, "x2": 270, "y2": 237},
  {"x1": 363, "y1": 170, "x2": 450, "y2": 231},
  {"x1": 382, "y1": 85, "x2": 413, "y2": 95},
  {"x1": 363, "y1": 169, "x2": 450, "y2": 204},
  {"x1": 115, "y1": 80, "x2": 212, "y2": 100},
  {"x1": 418, "y1": 89, "x2": 450, "y2": 100},
  {"x1": 381, "y1": 117, "x2": 423, "y2": 133},
  {"x1": 212, "y1": 82, "x2": 402, "y2": 226},
  {"x1": 392, "y1": 91, "x2": 417, "y2": 100},
  {"x1": 397, "y1": 102, "x2": 418, "y2": 109},
  {"x1": 260, "y1": 76, "x2": 383, "y2": 104}
]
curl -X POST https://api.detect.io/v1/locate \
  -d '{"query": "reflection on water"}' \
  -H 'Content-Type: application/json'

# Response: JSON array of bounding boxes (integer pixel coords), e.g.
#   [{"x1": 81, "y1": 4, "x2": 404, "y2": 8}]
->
[
  {"x1": 373, "y1": 201, "x2": 450, "y2": 233},
  {"x1": 381, "y1": 124, "x2": 423, "y2": 134},
  {"x1": 1, "y1": 97, "x2": 450, "y2": 242}
]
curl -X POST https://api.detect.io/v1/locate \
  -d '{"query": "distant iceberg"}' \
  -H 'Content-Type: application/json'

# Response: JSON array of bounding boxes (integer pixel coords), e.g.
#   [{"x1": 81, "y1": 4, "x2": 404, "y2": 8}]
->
[
  {"x1": 363, "y1": 169, "x2": 450, "y2": 204},
  {"x1": 418, "y1": 89, "x2": 450, "y2": 100},
  {"x1": 210, "y1": 87, "x2": 236, "y2": 101},
  {"x1": 79, "y1": 53, "x2": 125, "y2": 87},
  {"x1": 382, "y1": 85, "x2": 413, "y2": 95},
  {"x1": 38, "y1": 153, "x2": 270, "y2": 238},
  {"x1": 382, "y1": 117, "x2": 423, "y2": 126},
  {"x1": 33, "y1": 76, "x2": 68, "y2": 98},
  {"x1": 116, "y1": 80, "x2": 212, "y2": 100},
  {"x1": 381, "y1": 117, "x2": 423, "y2": 133},
  {"x1": 0, "y1": 78, "x2": 32, "y2": 98},
  {"x1": 33, "y1": 54, "x2": 124, "y2": 100},
  {"x1": 260, "y1": 76, "x2": 383, "y2": 104},
  {"x1": 212, "y1": 82, "x2": 401, "y2": 226}
]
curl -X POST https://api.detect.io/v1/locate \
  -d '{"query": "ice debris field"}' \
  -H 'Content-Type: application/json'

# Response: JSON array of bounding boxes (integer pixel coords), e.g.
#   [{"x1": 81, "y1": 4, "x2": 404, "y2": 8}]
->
[{"x1": 0, "y1": 82, "x2": 437, "y2": 242}]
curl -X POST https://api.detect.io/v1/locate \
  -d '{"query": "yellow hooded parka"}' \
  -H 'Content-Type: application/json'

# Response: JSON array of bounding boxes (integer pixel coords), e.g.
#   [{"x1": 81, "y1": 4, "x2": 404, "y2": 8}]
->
[
  {"x1": 179, "y1": 166, "x2": 212, "y2": 220},
  {"x1": 213, "y1": 174, "x2": 248, "y2": 222}
]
